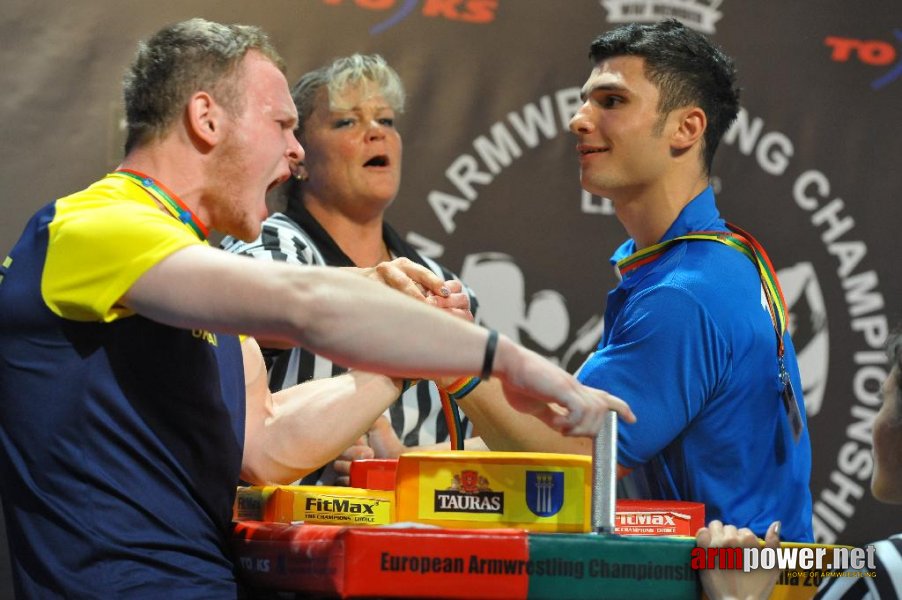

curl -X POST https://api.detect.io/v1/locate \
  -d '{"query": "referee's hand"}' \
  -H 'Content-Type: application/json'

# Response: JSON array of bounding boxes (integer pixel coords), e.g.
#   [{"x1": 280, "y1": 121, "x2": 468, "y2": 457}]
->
[
  {"x1": 352, "y1": 257, "x2": 450, "y2": 301},
  {"x1": 425, "y1": 278, "x2": 473, "y2": 321}
]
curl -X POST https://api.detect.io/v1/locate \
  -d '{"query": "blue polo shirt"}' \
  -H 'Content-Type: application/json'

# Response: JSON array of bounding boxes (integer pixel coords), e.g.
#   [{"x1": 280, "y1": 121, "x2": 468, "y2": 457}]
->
[{"x1": 578, "y1": 187, "x2": 813, "y2": 542}]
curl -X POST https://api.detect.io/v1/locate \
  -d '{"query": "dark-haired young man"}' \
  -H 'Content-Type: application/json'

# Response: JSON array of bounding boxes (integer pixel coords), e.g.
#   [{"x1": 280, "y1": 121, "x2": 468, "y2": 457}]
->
[
  {"x1": 424, "y1": 19, "x2": 812, "y2": 541},
  {"x1": 570, "y1": 19, "x2": 813, "y2": 541}
]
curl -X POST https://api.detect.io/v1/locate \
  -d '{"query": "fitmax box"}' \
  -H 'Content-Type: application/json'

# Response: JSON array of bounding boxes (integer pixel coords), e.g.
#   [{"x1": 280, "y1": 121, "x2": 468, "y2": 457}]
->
[
  {"x1": 614, "y1": 499, "x2": 705, "y2": 537},
  {"x1": 234, "y1": 485, "x2": 393, "y2": 526}
]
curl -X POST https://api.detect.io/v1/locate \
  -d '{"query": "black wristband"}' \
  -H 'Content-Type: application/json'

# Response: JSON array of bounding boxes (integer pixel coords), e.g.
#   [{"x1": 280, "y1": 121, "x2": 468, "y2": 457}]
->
[{"x1": 480, "y1": 329, "x2": 498, "y2": 380}]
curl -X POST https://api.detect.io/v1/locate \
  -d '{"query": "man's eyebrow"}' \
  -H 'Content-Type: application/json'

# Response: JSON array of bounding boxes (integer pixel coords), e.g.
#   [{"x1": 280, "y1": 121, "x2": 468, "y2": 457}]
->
[{"x1": 580, "y1": 82, "x2": 628, "y2": 102}]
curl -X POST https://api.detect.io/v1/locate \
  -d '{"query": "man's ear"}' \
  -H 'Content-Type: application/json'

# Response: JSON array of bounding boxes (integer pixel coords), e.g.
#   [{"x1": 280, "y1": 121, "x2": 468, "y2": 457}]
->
[
  {"x1": 186, "y1": 91, "x2": 223, "y2": 148},
  {"x1": 672, "y1": 106, "x2": 706, "y2": 150}
]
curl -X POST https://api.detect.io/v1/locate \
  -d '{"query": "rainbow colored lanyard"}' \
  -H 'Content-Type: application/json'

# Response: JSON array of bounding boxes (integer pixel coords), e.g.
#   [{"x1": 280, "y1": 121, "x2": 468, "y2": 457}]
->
[
  {"x1": 438, "y1": 389, "x2": 464, "y2": 451},
  {"x1": 404, "y1": 377, "x2": 478, "y2": 451},
  {"x1": 616, "y1": 222, "x2": 789, "y2": 367},
  {"x1": 111, "y1": 169, "x2": 209, "y2": 240}
]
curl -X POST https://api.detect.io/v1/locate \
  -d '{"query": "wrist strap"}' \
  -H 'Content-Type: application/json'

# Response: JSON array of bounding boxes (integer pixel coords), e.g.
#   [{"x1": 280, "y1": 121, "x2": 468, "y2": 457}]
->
[{"x1": 481, "y1": 329, "x2": 498, "y2": 380}]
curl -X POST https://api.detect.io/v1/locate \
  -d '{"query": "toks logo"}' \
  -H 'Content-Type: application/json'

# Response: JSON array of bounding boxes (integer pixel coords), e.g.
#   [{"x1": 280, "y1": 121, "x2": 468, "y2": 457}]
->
[
  {"x1": 434, "y1": 470, "x2": 504, "y2": 513},
  {"x1": 320, "y1": 0, "x2": 498, "y2": 34},
  {"x1": 824, "y1": 30, "x2": 902, "y2": 90}
]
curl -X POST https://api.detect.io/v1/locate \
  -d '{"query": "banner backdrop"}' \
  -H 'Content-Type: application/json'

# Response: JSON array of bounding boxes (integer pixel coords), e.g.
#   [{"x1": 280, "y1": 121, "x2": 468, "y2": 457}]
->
[{"x1": 1, "y1": 2, "x2": 900, "y2": 586}]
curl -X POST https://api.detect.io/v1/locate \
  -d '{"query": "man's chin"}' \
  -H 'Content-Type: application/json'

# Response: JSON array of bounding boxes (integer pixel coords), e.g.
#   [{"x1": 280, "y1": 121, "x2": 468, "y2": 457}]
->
[
  {"x1": 226, "y1": 219, "x2": 263, "y2": 243},
  {"x1": 580, "y1": 177, "x2": 608, "y2": 199}
]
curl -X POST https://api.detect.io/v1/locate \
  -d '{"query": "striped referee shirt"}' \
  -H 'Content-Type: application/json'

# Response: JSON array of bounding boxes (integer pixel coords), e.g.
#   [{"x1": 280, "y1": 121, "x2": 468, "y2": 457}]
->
[
  {"x1": 221, "y1": 204, "x2": 478, "y2": 485},
  {"x1": 815, "y1": 533, "x2": 902, "y2": 599}
]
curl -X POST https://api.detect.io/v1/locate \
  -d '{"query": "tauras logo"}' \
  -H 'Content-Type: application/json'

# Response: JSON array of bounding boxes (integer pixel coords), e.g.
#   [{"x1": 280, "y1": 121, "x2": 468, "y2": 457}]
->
[
  {"x1": 435, "y1": 470, "x2": 504, "y2": 513},
  {"x1": 434, "y1": 490, "x2": 504, "y2": 513}
]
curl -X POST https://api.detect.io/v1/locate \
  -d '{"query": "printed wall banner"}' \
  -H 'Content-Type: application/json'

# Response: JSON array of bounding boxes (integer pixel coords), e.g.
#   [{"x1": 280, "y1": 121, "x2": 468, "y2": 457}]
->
[{"x1": 1, "y1": 5, "x2": 900, "y2": 595}]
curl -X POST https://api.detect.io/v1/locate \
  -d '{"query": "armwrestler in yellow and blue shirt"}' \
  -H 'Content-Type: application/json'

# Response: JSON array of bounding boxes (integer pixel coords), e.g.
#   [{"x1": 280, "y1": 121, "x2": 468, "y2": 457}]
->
[{"x1": 0, "y1": 172, "x2": 245, "y2": 596}]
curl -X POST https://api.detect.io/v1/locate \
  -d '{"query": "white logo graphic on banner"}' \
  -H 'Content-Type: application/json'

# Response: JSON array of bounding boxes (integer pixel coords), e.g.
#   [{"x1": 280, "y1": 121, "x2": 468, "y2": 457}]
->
[
  {"x1": 779, "y1": 262, "x2": 830, "y2": 416},
  {"x1": 460, "y1": 252, "x2": 605, "y2": 368},
  {"x1": 600, "y1": 0, "x2": 723, "y2": 33}
]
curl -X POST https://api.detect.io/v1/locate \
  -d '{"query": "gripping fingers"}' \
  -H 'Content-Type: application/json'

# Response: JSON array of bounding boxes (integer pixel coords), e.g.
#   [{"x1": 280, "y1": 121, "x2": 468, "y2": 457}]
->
[
  {"x1": 552, "y1": 387, "x2": 635, "y2": 437},
  {"x1": 427, "y1": 292, "x2": 473, "y2": 321},
  {"x1": 543, "y1": 391, "x2": 593, "y2": 437},
  {"x1": 699, "y1": 520, "x2": 761, "y2": 550},
  {"x1": 379, "y1": 258, "x2": 448, "y2": 298},
  {"x1": 554, "y1": 402, "x2": 584, "y2": 436},
  {"x1": 427, "y1": 290, "x2": 469, "y2": 310},
  {"x1": 763, "y1": 521, "x2": 782, "y2": 548},
  {"x1": 375, "y1": 261, "x2": 427, "y2": 300},
  {"x1": 598, "y1": 390, "x2": 636, "y2": 424},
  {"x1": 332, "y1": 459, "x2": 352, "y2": 479}
]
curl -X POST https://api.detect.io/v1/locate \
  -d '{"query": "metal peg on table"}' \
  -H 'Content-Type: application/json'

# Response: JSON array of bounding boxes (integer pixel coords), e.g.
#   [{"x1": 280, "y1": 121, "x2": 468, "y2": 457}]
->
[{"x1": 591, "y1": 410, "x2": 618, "y2": 534}]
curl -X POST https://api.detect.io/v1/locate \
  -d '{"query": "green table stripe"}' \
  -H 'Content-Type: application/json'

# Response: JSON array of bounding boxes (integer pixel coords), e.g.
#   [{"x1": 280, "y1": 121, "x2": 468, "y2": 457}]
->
[{"x1": 526, "y1": 534, "x2": 700, "y2": 599}]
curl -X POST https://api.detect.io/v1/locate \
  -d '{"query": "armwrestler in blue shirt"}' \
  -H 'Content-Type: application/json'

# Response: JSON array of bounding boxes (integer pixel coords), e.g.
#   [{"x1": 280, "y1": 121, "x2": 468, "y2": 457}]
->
[{"x1": 569, "y1": 21, "x2": 813, "y2": 541}]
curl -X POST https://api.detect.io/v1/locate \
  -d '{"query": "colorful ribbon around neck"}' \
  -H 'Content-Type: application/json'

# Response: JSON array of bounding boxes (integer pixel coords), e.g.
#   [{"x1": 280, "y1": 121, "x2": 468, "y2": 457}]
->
[
  {"x1": 616, "y1": 223, "x2": 788, "y2": 359},
  {"x1": 403, "y1": 376, "x2": 480, "y2": 451},
  {"x1": 111, "y1": 169, "x2": 209, "y2": 240}
]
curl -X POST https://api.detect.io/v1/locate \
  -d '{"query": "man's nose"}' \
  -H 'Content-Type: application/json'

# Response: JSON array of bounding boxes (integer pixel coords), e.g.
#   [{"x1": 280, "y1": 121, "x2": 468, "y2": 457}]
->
[
  {"x1": 568, "y1": 104, "x2": 593, "y2": 135},
  {"x1": 287, "y1": 134, "x2": 304, "y2": 163}
]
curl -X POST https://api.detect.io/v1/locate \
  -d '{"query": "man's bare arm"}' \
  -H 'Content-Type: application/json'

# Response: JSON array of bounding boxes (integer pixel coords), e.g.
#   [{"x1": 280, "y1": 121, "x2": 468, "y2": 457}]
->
[
  {"x1": 239, "y1": 337, "x2": 402, "y2": 484},
  {"x1": 124, "y1": 244, "x2": 635, "y2": 437}
]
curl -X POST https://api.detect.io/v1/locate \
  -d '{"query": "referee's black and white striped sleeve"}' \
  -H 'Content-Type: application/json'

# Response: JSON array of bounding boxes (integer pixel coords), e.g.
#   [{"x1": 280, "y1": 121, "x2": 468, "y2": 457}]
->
[
  {"x1": 220, "y1": 214, "x2": 323, "y2": 266},
  {"x1": 222, "y1": 212, "x2": 476, "y2": 486},
  {"x1": 815, "y1": 533, "x2": 902, "y2": 599}
]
